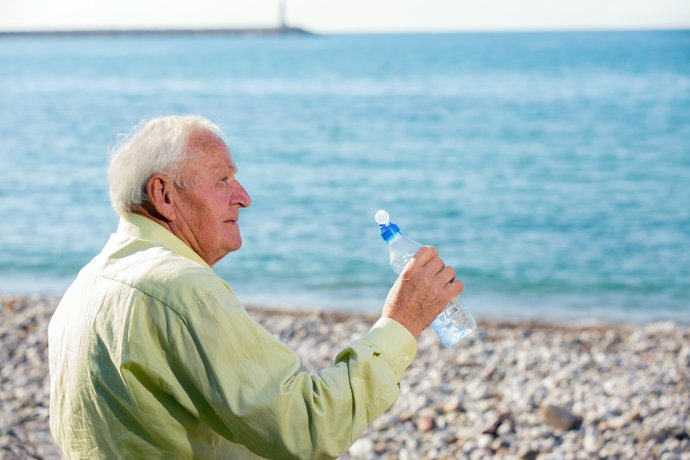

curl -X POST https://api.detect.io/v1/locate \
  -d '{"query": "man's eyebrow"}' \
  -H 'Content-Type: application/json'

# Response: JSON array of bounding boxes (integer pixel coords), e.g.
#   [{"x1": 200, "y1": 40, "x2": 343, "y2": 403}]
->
[{"x1": 216, "y1": 164, "x2": 237, "y2": 175}]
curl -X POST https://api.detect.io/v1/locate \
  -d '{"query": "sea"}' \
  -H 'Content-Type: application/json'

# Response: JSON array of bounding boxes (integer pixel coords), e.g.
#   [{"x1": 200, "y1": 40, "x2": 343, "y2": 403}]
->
[{"x1": 1, "y1": 30, "x2": 689, "y2": 324}]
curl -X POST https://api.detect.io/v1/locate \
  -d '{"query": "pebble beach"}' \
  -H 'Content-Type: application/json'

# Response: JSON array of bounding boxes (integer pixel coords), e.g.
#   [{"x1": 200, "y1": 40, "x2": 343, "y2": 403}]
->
[{"x1": 1, "y1": 294, "x2": 688, "y2": 459}]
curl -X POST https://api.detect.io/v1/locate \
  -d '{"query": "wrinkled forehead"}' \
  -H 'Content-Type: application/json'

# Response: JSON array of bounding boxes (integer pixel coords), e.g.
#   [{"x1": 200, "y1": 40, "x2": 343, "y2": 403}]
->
[{"x1": 184, "y1": 128, "x2": 236, "y2": 173}]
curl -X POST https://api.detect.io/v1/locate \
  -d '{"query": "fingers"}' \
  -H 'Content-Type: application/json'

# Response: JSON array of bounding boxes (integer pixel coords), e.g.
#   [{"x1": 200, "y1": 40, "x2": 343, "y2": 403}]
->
[
  {"x1": 415, "y1": 247, "x2": 453, "y2": 277},
  {"x1": 411, "y1": 246, "x2": 438, "y2": 266},
  {"x1": 427, "y1": 256, "x2": 446, "y2": 276},
  {"x1": 409, "y1": 246, "x2": 446, "y2": 274},
  {"x1": 382, "y1": 245, "x2": 466, "y2": 338},
  {"x1": 435, "y1": 265, "x2": 456, "y2": 287},
  {"x1": 444, "y1": 277, "x2": 464, "y2": 298},
  {"x1": 409, "y1": 246, "x2": 460, "y2": 284}
]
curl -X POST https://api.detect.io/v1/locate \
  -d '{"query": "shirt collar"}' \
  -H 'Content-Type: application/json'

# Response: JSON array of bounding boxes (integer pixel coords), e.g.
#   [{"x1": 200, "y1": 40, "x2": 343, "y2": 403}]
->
[{"x1": 117, "y1": 212, "x2": 211, "y2": 269}]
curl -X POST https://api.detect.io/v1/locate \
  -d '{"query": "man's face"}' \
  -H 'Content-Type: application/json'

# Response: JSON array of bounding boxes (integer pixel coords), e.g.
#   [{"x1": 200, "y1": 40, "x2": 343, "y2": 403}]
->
[{"x1": 173, "y1": 130, "x2": 251, "y2": 266}]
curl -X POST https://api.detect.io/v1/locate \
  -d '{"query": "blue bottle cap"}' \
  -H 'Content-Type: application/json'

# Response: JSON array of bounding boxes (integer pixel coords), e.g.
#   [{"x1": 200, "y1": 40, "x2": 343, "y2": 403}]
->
[
  {"x1": 375, "y1": 209, "x2": 402, "y2": 242},
  {"x1": 379, "y1": 221, "x2": 401, "y2": 242}
]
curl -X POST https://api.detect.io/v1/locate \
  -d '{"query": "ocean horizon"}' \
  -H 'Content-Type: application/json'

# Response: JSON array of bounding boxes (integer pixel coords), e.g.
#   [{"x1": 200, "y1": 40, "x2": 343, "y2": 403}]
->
[{"x1": 1, "y1": 30, "x2": 688, "y2": 324}]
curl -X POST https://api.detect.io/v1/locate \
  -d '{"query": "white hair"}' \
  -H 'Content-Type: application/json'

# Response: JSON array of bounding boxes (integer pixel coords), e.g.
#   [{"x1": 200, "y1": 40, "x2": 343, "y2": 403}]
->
[{"x1": 108, "y1": 115, "x2": 222, "y2": 216}]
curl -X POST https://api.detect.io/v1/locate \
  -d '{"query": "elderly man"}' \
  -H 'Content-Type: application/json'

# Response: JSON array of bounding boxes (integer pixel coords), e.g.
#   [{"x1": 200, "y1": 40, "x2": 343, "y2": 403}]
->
[{"x1": 49, "y1": 115, "x2": 463, "y2": 459}]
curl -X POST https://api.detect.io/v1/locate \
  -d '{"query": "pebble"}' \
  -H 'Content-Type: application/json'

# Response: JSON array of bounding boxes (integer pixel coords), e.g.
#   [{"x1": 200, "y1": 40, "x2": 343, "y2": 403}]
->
[
  {"x1": 416, "y1": 415, "x2": 436, "y2": 433},
  {"x1": 348, "y1": 438, "x2": 373, "y2": 458},
  {"x1": 442, "y1": 396, "x2": 463, "y2": 414},
  {"x1": 2, "y1": 295, "x2": 689, "y2": 459},
  {"x1": 538, "y1": 404, "x2": 583, "y2": 431}
]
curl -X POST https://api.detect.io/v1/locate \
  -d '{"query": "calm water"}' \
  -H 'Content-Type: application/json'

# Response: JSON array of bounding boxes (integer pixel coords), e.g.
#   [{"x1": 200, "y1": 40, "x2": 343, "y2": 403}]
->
[{"x1": 1, "y1": 31, "x2": 689, "y2": 323}]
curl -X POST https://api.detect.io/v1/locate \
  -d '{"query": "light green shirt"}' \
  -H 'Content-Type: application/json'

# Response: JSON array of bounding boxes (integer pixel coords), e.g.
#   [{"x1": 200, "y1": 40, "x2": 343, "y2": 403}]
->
[{"x1": 49, "y1": 213, "x2": 417, "y2": 459}]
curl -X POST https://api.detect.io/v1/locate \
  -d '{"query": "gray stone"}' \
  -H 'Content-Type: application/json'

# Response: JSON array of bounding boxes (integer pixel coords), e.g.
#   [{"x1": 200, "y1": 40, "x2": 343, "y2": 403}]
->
[
  {"x1": 538, "y1": 404, "x2": 583, "y2": 431},
  {"x1": 347, "y1": 438, "x2": 373, "y2": 457},
  {"x1": 416, "y1": 415, "x2": 436, "y2": 433},
  {"x1": 442, "y1": 396, "x2": 463, "y2": 414},
  {"x1": 519, "y1": 449, "x2": 540, "y2": 460}
]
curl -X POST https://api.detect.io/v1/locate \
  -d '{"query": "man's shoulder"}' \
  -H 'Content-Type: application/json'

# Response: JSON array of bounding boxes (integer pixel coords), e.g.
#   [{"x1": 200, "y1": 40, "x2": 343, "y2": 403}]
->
[{"x1": 95, "y1": 243, "x2": 231, "y2": 313}]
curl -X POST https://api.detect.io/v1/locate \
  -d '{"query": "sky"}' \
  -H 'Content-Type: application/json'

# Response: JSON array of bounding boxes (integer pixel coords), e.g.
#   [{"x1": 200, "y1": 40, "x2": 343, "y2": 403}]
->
[{"x1": 1, "y1": 0, "x2": 689, "y2": 33}]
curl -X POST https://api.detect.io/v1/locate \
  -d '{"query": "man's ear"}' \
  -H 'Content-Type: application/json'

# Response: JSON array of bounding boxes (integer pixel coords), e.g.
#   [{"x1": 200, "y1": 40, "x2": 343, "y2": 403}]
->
[{"x1": 145, "y1": 174, "x2": 177, "y2": 221}]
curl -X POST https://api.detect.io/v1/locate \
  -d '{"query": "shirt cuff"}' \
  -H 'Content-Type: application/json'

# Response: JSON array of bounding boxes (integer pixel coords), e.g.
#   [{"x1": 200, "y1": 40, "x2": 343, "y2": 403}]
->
[{"x1": 364, "y1": 317, "x2": 418, "y2": 377}]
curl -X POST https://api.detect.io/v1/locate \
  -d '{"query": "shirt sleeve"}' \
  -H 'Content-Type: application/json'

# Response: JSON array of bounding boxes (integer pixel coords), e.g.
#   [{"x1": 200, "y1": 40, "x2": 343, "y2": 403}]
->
[{"x1": 165, "y1": 284, "x2": 417, "y2": 459}]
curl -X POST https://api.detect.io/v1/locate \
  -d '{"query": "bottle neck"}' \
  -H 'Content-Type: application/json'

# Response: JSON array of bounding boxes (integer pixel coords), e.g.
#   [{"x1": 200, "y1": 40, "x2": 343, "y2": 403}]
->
[
  {"x1": 384, "y1": 232, "x2": 403, "y2": 244},
  {"x1": 379, "y1": 223, "x2": 402, "y2": 243}
]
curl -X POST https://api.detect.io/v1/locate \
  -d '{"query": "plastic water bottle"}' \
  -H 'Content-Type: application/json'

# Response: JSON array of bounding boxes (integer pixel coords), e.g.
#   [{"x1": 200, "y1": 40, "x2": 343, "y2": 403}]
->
[{"x1": 375, "y1": 210, "x2": 476, "y2": 347}]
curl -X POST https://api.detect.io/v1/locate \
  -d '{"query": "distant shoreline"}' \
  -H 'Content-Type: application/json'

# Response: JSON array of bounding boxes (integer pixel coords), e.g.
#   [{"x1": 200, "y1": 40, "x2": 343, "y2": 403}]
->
[
  {"x1": 1, "y1": 28, "x2": 687, "y2": 38},
  {"x1": 0, "y1": 26, "x2": 314, "y2": 38}
]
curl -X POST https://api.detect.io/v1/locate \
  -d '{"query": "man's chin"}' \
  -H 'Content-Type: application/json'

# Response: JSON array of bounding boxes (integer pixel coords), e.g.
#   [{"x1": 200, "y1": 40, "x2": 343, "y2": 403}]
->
[
  {"x1": 210, "y1": 242, "x2": 241, "y2": 266},
  {"x1": 224, "y1": 238, "x2": 242, "y2": 253}
]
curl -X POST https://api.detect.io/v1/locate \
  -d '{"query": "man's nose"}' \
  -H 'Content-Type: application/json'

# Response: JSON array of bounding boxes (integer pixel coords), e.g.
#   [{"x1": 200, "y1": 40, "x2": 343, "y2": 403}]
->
[{"x1": 235, "y1": 182, "x2": 251, "y2": 208}]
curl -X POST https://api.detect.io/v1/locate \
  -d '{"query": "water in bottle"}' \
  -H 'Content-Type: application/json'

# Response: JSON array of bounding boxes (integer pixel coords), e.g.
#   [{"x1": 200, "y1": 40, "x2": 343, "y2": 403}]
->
[{"x1": 375, "y1": 209, "x2": 476, "y2": 347}]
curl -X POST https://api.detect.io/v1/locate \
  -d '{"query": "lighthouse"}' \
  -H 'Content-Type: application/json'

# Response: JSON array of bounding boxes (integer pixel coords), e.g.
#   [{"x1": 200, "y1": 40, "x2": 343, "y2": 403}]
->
[{"x1": 279, "y1": 0, "x2": 287, "y2": 30}]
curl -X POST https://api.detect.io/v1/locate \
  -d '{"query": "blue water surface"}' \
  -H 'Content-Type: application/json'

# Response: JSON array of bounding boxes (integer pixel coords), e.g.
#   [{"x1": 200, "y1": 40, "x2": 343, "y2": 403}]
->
[{"x1": 1, "y1": 30, "x2": 689, "y2": 323}]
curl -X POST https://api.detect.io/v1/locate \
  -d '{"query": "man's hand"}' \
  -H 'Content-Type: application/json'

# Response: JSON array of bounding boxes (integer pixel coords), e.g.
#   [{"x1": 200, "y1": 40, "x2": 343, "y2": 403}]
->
[{"x1": 382, "y1": 246, "x2": 464, "y2": 338}]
